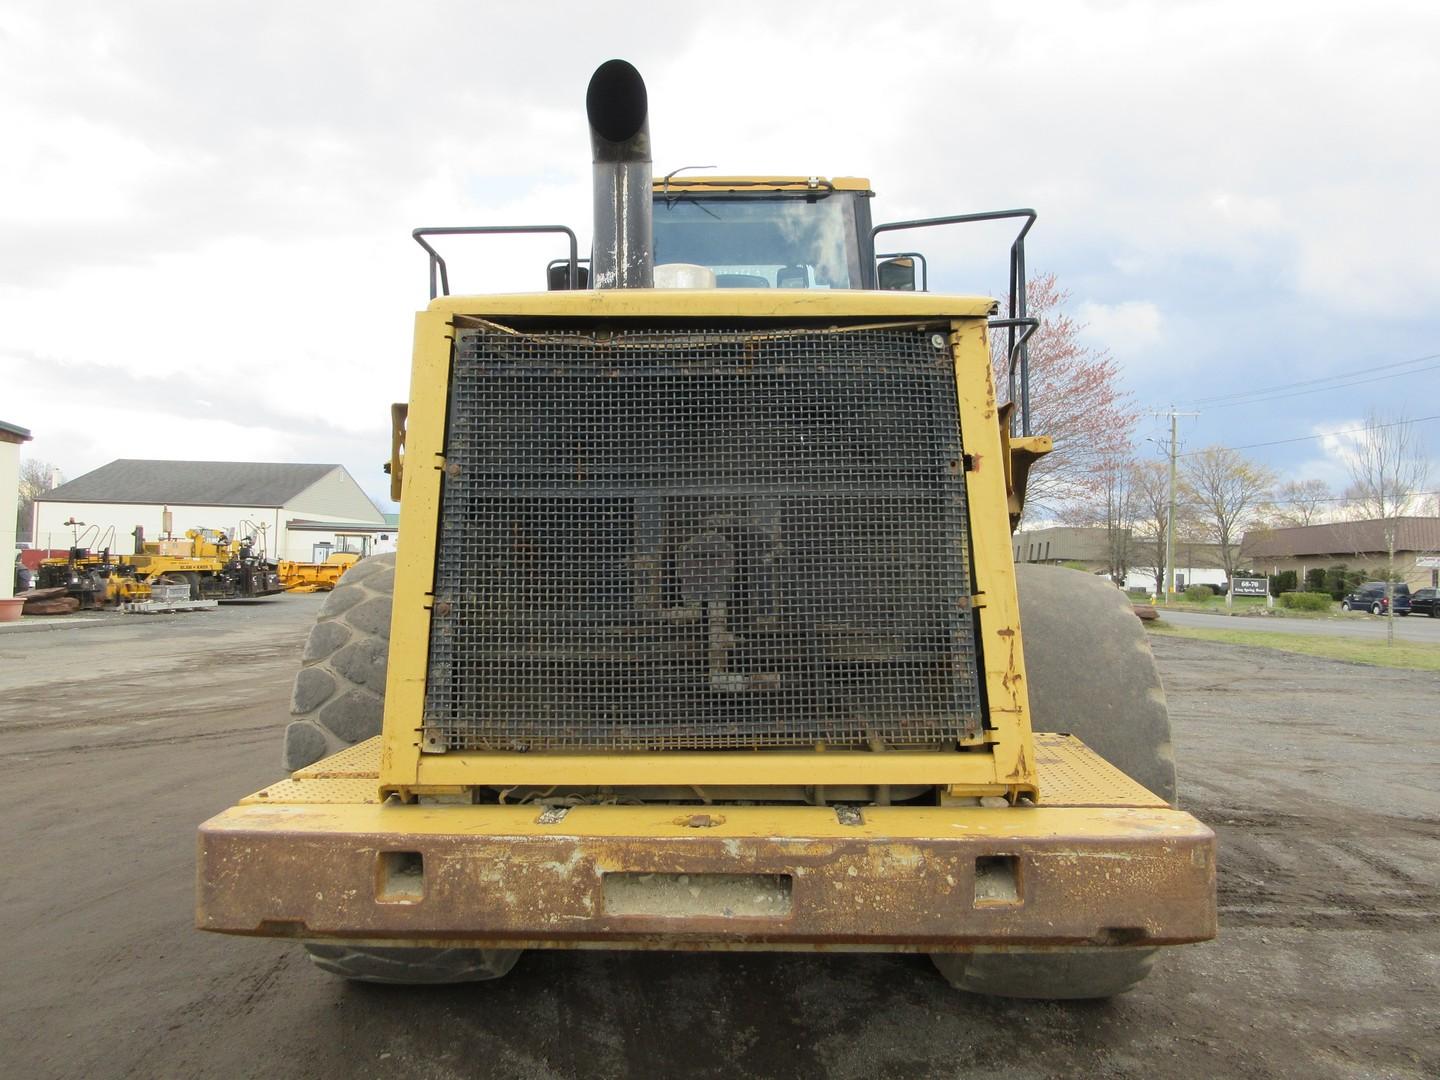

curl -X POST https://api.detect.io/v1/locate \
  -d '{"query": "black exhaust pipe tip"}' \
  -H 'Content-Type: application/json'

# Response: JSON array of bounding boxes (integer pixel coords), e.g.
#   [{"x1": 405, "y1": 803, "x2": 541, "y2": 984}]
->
[{"x1": 587, "y1": 59, "x2": 648, "y2": 150}]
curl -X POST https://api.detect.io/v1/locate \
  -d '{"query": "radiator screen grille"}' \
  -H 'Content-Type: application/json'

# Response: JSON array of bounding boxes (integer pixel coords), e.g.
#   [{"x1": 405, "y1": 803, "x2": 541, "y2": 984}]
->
[{"x1": 422, "y1": 321, "x2": 981, "y2": 752}]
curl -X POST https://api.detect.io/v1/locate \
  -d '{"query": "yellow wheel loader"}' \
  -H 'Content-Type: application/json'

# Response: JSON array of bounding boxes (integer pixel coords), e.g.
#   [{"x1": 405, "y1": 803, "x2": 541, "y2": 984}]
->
[{"x1": 197, "y1": 60, "x2": 1214, "y2": 999}]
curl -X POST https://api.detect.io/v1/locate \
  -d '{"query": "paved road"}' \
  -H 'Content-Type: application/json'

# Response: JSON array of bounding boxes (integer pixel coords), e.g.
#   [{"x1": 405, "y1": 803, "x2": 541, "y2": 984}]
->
[
  {"x1": 1161, "y1": 607, "x2": 1440, "y2": 640},
  {"x1": 3, "y1": 601, "x2": 1437, "y2": 1079}
]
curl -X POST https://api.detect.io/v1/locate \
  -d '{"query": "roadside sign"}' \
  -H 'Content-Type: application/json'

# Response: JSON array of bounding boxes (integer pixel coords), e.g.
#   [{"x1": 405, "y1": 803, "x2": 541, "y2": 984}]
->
[
  {"x1": 1417, "y1": 556, "x2": 1440, "y2": 569},
  {"x1": 1232, "y1": 577, "x2": 1268, "y2": 596}
]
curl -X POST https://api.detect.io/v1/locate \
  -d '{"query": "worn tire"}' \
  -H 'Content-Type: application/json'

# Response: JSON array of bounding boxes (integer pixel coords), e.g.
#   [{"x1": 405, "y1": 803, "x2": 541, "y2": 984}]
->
[
  {"x1": 930, "y1": 565, "x2": 1173, "y2": 1000},
  {"x1": 1013, "y1": 563, "x2": 1176, "y2": 804},
  {"x1": 932, "y1": 948, "x2": 1157, "y2": 1000},
  {"x1": 304, "y1": 944, "x2": 521, "y2": 985},
  {"x1": 281, "y1": 553, "x2": 395, "y2": 772},
  {"x1": 280, "y1": 554, "x2": 523, "y2": 984},
  {"x1": 176, "y1": 570, "x2": 202, "y2": 601}
]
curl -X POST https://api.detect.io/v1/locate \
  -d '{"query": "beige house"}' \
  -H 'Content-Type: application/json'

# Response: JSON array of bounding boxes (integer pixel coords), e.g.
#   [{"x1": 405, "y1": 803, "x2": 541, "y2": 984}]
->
[{"x1": 1241, "y1": 517, "x2": 1440, "y2": 589}]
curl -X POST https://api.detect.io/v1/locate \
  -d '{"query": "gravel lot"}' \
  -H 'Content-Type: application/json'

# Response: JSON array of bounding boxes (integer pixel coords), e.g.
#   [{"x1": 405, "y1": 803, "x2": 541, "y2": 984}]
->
[{"x1": 2, "y1": 600, "x2": 1437, "y2": 1079}]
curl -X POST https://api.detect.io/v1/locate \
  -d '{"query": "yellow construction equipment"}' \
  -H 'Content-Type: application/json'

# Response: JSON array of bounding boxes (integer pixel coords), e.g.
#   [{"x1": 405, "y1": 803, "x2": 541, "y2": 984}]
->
[
  {"x1": 198, "y1": 60, "x2": 1215, "y2": 998},
  {"x1": 277, "y1": 552, "x2": 361, "y2": 593},
  {"x1": 40, "y1": 527, "x2": 283, "y2": 606}
]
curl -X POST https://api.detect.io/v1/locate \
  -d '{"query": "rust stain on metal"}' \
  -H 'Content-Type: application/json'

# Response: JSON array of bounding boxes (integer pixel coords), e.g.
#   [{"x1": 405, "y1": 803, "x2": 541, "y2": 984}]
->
[
  {"x1": 1005, "y1": 741, "x2": 1031, "y2": 784},
  {"x1": 995, "y1": 625, "x2": 1024, "y2": 709}
]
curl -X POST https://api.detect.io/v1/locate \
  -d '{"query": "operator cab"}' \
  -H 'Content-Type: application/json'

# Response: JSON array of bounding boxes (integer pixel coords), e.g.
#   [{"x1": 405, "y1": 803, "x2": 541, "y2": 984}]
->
[{"x1": 652, "y1": 176, "x2": 874, "y2": 290}]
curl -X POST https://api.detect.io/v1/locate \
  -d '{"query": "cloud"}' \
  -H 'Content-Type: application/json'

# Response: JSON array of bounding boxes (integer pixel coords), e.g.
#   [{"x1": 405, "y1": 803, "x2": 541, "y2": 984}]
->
[
  {"x1": 2, "y1": 0, "x2": 1439, "y2": 499},
  {"x1": 1077, "y1": 300, "x2": 1163, "y2": 356}
]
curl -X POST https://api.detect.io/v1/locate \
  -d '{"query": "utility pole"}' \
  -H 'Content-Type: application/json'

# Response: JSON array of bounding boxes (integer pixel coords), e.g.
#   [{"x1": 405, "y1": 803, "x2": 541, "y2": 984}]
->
[{"x1": 1154, "y1": 409, "x2": 1198, "y2": 605}]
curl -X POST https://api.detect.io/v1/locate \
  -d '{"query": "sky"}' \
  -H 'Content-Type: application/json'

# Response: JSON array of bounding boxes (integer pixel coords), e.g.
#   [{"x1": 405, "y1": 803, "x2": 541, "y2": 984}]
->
[{"x1": 2, "y1": 0, "x2": 1437, "y2": 515}]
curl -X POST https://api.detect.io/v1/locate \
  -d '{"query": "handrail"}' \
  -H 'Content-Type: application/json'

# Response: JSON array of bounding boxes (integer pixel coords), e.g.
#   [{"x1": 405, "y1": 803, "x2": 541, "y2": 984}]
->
[
  {"x1": 412, "y1": 225, "x2": 581, "y2": 299},
  {"x1": 987, "y1": 317, "x2": 1039, "y2": 436},
  {"x1": 872, "y1": 209, "x2": 1037, "y2": 435}
]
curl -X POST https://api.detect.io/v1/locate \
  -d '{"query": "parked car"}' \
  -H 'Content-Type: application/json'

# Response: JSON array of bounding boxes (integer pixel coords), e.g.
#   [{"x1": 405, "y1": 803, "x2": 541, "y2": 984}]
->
[
  {"x1": 1409, "y1": 587, "x2": 1438, "y2": 618},
  {"x1": 13, "y1": 557, "x2": 36, "y2": 594},
  {"x1": 1340, "y1": 582, "x2": 1411, "y2": 616}
]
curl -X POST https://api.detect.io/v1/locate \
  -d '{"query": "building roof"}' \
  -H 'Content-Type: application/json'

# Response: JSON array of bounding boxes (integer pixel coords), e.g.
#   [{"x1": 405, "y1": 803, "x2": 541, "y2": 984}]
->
[
  {"x1": 286, "y1": 518, "x2": 392, "y2": 533},
  {"x1": 37, "y1": 459, "x2": 340, "y2": 508},
  {"x1": 0, "y1": 419, "x2": 32, "y2": 443},
  {"x1": 1242, "y1": 517, "x2": 1440, "y2": 559}
]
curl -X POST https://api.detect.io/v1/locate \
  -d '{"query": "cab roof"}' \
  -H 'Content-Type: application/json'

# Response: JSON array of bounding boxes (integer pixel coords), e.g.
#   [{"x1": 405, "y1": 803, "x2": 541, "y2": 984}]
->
[{"x1": 652, "y1": 176, "x2": 872, "y2": 195}]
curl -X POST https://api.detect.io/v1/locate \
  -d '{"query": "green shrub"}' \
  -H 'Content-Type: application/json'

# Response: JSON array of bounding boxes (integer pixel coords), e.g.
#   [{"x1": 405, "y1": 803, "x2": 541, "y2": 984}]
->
[
  {"x1": 1269, "y1": 570, "x2": 1298, "y2": 597},
  {"x1": 1184, "y1": 584, "x2": 1212, "y2": 602},
  {"x1": 1323, "y1": 564, "x2": 1363, "y2": 600},
  {"x1": 1278, "y1": 591, "x2": 1332, "y2": 611},
  {"x1": 1304, "y1": 568, "x2": 1327, "y2": 593}
]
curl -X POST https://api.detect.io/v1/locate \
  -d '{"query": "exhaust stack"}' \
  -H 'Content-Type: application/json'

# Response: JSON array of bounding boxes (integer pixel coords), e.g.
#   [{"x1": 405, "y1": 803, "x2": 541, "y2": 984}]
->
[{"x1": 587, "y1": 60, "x2": 652, "y2": 289}]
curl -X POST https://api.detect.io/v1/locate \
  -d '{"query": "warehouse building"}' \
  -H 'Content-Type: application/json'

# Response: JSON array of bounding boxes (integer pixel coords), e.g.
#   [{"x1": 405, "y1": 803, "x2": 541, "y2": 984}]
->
[
  {"x1": 33, "y1": 459, "x2": 388, "y2": 562},
  {"x1": 1241, "y1": 517, "x2": 1440, "y2": 589},
  {"x1": 1013, "y1": 524, "x2": 1240, "y2": 592}
]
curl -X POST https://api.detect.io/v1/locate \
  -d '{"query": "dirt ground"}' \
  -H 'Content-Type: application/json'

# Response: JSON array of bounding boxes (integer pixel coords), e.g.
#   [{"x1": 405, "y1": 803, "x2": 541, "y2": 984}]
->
[{"x1": 2, "y1": 600, "x2": 1437, "y2": 1079}]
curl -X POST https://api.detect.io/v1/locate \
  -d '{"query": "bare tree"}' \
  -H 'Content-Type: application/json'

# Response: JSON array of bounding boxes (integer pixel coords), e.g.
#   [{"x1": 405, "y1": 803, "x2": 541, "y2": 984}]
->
[
  {"x1": 1341, "y1": 411, "x2": 1431, "y2": 519},
  {"x1": 1273, "y1": 478, "x2": 1331, "y2": 527},
  {"x1": 1058, "y1": 452, "x2": 1136, "y2": 583},
  {"x1": 1183, "y1": 447, "x2": 1276, "y2": 580},
  {"x1": 1342, "y1": 412, "x2": 1432, "y2": 645},
  {"x1": 15, "y1": 458, "x2": 58, "y2": 544},
  {"x1": 1128, "y1": 459, "x2": 1196, "y2": 595},
  {"x1": 991, "y1": 273, "x2": 1138, "y2": 521}
]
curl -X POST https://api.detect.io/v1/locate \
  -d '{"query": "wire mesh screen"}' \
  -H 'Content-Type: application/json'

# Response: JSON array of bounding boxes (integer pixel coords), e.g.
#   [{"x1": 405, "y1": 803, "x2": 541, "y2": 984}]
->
[{"x1": 422, "y1": 321, "x2": 981, "y2": 752}]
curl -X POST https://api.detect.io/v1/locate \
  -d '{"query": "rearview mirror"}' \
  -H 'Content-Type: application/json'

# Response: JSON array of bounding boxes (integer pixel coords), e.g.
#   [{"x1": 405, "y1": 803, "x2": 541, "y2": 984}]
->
[
  {"x1": 547, "y1": 262, "x2": 591, "y2": 290},
  {"x1": 877, "y1": 257, "x2": 916, "y2": 291}
]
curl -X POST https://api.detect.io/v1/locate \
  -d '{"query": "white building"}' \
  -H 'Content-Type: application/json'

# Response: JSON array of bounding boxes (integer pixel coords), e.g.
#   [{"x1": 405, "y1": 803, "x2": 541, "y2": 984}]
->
[
  {"x1": 34, "y1": 459, "x2": 387, "y2": 563},
  {"x1": 2, "y1": 420, "x2": 33, "y2": 600}
]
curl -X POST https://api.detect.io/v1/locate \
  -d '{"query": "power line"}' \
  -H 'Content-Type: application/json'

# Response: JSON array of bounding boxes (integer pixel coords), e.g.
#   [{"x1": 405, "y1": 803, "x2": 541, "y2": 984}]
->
[
  {"x1": 1181, "y1": 351, "x2": 1440, "y2": 408},
  {"x1": 1176, "y1": 414, "x2": 1440, "y2": 458},
  {"x1": 1190, "y1": 360, "x2": 1440, "y2": 411},
  {"x1": 1291, "y1": 488, "x2": 1440, "y2": 505}
]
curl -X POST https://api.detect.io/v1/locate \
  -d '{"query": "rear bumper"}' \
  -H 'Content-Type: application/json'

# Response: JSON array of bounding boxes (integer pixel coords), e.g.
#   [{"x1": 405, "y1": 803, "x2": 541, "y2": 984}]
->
[{"x1": 197, "y1": 800, "x2": 1216, "y2": 951}]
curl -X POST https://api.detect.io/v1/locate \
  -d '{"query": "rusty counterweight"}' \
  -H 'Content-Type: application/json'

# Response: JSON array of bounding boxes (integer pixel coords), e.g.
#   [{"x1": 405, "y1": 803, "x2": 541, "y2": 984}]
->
[{"x1": 198, "y1": 800, "x2": 1214, "y2": 951}]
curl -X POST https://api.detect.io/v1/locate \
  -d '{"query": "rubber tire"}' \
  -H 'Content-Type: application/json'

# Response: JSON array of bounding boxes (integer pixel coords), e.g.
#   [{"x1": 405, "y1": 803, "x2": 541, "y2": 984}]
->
[
  {"x1": 177, "y1": 571, "x2": 202, "y2": 601},
  {"x1": 281, "y1": 553, "x2": 395, "y2": 772},
  {"x1": 305, "y1": 944, "x2": 521, "y2": 985},
  {"x1": 930, "y1": 565, "x2": 1173, "y2": 1000},
  {"x1": 1012, "y1": 563, "x2": 1176, "y2": 804},
  {"x1": 1371, "y1": 602, "x2": 1382, "y2": 616},
  {"x1": 932, "y1": 948, "x2": 1157, "y2": 1000},
  {"x1": 1341, "y1": 600, "x2": 1351, "y2": 611},
  {"x1": 280, "y1": 554, "x2": 524, "y2": 985}
]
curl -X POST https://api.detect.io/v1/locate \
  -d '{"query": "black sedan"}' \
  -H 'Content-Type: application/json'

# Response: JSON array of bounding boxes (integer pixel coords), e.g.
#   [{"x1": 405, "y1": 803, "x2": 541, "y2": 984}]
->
[{"x1": 1411, "y1": 587, "x2": 1439, "y2": 618}]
